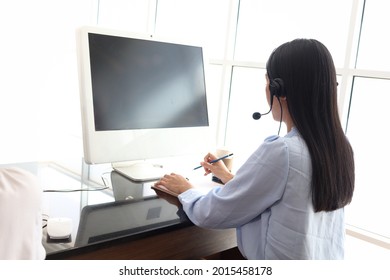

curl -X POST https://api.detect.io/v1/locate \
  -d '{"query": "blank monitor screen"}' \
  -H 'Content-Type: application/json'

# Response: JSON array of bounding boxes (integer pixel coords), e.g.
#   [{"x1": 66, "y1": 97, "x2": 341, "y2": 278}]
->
[{"x1": 89, "y1": 33, "x2": 209, "y2": 131}]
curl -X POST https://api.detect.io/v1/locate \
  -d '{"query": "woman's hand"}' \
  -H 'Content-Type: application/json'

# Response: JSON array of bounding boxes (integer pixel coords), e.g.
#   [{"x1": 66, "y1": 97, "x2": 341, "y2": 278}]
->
[
  {"x1": 154, "y1": 173, "x2": 193, "y2": 195},
  {"x1": 200, "y1": 153, "x2": 234, "y2": 184}
]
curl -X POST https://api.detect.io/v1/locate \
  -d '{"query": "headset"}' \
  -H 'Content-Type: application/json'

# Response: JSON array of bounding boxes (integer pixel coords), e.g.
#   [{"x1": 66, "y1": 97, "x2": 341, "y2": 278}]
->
[{"x1": 252, "y1": 78, "x2": 285, "y2": 135}]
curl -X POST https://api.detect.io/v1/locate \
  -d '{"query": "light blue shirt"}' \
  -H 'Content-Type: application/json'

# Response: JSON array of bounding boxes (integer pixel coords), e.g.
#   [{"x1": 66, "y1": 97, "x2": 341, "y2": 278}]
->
[{"x1": 179, "y1": 128, "x2": 345, "y2": 259}]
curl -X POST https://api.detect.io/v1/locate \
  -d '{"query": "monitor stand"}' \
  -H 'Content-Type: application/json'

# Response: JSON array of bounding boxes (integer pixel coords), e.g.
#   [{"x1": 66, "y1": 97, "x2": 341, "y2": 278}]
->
[{"x1": 112, "y1": 161, "x2": 166, "y2": 182}]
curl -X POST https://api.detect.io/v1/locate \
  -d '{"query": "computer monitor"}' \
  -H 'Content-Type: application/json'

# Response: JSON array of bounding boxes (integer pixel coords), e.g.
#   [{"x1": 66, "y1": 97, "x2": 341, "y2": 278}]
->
[{"x1": 76, "y1": 26, "x2": 212, "y2": 181}]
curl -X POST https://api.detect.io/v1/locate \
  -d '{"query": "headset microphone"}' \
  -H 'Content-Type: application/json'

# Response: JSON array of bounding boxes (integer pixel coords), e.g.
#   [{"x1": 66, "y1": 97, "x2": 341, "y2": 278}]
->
[
  {"x1": 252, "y1": 112, "x2": 261, "y2": 120},
  {"x1": 252, "y1": 104, "x2": 273, "y2": 120}
]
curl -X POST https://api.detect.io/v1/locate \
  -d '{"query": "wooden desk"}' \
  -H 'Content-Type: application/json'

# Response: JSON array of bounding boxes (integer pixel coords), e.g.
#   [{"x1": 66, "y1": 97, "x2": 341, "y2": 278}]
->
[{"x1": 47, "y1": 225, "x2": 238, "y2": 260}]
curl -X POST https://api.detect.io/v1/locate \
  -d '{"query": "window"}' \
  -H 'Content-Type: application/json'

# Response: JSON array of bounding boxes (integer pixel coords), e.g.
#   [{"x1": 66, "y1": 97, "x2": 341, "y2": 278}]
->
[
  {"x1": 346, "y1": 78, "x2": 390, "y2": 238},
  {"x1": 234, "y1": 0, "x2": 354, "y2": 67},
  {"x1": 155, "y1": 0, "x2": 230, "y2": 59},
  {"x1": 97, "y1": 0, "x2": 151, "y2": 33},
  {"x1": 0, "y1": 0, "x2": 95, "y2": 164},
  {"x1": 356, "y1": 0, "x2": 390, "y2": 71},
  {"x1": 343, "y1": 0, "x2": 390, "y2": 241}
]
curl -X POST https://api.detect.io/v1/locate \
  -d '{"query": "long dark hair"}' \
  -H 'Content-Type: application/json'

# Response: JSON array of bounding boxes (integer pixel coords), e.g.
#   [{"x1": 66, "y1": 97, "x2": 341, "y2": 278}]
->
[{"x1": 266, "y1": 39, "x2": 354, "y2": 212}]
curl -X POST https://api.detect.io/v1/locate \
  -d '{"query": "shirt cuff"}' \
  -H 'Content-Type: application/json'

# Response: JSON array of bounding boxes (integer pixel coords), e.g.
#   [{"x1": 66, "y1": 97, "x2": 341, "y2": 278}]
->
[{"x1": 178, "y1": 188, "x2": 205, "y2": 203}]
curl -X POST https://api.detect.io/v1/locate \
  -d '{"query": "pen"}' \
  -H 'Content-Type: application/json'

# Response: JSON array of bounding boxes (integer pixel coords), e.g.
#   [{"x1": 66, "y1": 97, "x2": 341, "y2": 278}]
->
[{"x1": 193, "y1": 153, "x2": 233, "y2": 170}]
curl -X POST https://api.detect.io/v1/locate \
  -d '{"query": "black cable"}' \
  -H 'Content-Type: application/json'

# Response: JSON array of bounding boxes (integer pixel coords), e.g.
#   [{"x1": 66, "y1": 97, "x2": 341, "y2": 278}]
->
[
  {"x1": 42, "y1": 214, "x2": 49, "y2": 229},
  {"x1": 277, "y1": 96, "x2": 283, "y2": 136}
]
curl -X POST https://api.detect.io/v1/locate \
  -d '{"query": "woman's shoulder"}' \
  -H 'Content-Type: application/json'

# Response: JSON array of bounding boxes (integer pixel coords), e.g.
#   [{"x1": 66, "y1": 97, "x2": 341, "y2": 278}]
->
[
  {"x1": 263, "y1": 127, "x2": 299, "y2": 142},
  {"x1": 250, "y1": 134, "x2": 289, "y2": 164},
  {"x1": 256, "y1": 128, "x2": 308, "y2": 159}
]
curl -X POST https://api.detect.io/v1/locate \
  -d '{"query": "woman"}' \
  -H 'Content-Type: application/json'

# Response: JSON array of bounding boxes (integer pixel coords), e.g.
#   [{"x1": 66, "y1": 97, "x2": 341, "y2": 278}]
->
[{"x1": 154, "y1": 39, "x2": 355, "y2": 259}]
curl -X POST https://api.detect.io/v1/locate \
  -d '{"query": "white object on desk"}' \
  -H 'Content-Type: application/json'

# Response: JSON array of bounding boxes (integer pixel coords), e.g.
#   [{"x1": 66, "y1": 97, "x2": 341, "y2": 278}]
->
[
  {"x1": 47, "y1": 217, "x2": 73, "y2": 239},
  {"x1": 113, "y1": 162, "x2": 166, "y2": 182}
]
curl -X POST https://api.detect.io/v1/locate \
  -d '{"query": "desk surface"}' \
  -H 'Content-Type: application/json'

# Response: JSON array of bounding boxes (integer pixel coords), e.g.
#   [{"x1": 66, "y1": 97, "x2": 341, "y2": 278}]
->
[{"x1": 2, "y1": 161, "x2": 238, "y2": 259}]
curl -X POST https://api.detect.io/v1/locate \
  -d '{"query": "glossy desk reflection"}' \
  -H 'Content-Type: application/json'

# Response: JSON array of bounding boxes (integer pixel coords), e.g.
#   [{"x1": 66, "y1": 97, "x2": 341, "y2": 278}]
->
[{"x1": 74, "y1": 192, "x2": 187, "y2": 247}]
